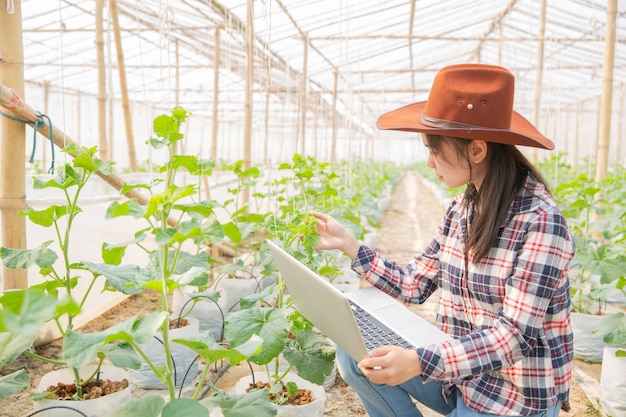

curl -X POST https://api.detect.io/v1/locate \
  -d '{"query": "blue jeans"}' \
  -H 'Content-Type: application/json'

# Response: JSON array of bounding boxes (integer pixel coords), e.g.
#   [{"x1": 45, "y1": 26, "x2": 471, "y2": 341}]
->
[{"x1": 335, "y1": 347, "x2": 561, "y2": 417}]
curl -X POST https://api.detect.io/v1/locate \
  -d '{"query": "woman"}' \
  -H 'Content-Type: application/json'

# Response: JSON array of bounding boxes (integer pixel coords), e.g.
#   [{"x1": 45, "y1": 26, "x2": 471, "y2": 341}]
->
[{"x1": 311, "y1": 64, "x2": 574, "y2": 417}]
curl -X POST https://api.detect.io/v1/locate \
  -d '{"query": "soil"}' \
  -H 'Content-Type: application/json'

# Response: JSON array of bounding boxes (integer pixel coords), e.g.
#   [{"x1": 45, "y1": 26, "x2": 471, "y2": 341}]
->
[
  {"x1": 0, "y1": 170, "x2": 604, "y2": 417},
  {"x1": 44, "y1": 377, "x2": 129, "y2": 401}
]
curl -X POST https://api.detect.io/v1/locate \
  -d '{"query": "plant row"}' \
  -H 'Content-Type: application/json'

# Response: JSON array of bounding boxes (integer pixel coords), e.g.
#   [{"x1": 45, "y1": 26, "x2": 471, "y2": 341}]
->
[{"x1": 0, "y1": 107, "x2": 404, "y2": 417}]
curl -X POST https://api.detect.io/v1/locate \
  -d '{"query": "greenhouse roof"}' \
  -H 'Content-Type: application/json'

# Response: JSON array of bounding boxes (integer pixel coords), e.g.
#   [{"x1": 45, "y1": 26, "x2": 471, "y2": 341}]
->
[{"x1": 9, "y1": 0, "x2": 626, "y2": 150}]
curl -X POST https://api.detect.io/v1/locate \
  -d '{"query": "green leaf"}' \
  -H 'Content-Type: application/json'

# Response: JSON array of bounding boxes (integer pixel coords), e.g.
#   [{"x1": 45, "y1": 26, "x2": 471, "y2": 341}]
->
[
  {"x1": 102, "y1": 243, "x2": 127, "y2": 266},
  {"x1": 224, "y1": 307, "x2": 289, "y2": 365},
  {"x1": 155, "y1": 228, "x2": 177, "y2": 245},
  {"x1": 100, "y1": 341, "x2": 142, "y2": 369},
  {"x1": 593, "y1": 312, "x2": 626, "y2": 347},
  {"x1": 283, "y1": 330, "x2": 336, "y2": 385},
  {"x1": 238, "y1": 285, "x2": 278, "y2": 310},
  {"x1": 173, "y1": 201, "x2": 218, "y2": 217},
  {"x1": 102, "y1": 234, "x2": 147, "y2": 266},
  {"x1": 201, "y1": 217, "x2": 225, "y2": 245},
  {"x1": 284, "y1": 381, "x2": 299, "y2": 396},
  {"x1": 120, "y1": 181, "x2": 152, "y2": 194},
  {"x1": 173, "y1": 251, "x2": 210, "y2": 275},
  {"x1": 222, "y1": 222, "x2": 242, "y2": 244},
  {"x1": 162, "y1": 398, "x2": 209, "y2": 417},
  {"x1": 174, "y1": 266, "x2": 209, "y2": 287},
  {"x1": 79, "y1": 261, "x2": 144, "y2": 294},
  {"x1": 106, "y1": 199, "x2": 146, "y2": 219},
  {"x1": 0, "y1": 333, "x2": 35, "y2": 369},
  {"x1": 0, "y1": 241, "x2": 58, "y2": 269},
  {"x1": 0, "y1": 289, "x2": 59, "y2": 335},
  {"x1": 20, "y1": 205, "x2": 74, "y2": 227},
  {"x1": 201, "y1": 388, "x2": 277, "y2": 417},
  {"x1": 104, "y1": 395, "x2": 165, "y2": 417},
  {"x1": 62, "y1": 331, "x2": 105, "y2": 368},
  {"x1": 62, "y1": 312, "x2": 167, "y2": 367},
  {"x1": 174, "y1": 333, "x2": 262, "y2": 366},
  {"x1": 0, "y1": 369, "x2": 29, "y2": 401},
  {"x1": 170, "y1": 155, "x2": 200, "y2": 173}
]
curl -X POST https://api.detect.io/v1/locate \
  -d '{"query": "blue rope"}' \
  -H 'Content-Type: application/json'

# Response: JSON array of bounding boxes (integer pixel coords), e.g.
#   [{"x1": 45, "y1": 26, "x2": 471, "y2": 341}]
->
[
  {"x1": 28, "y1": 113, "x2": 56, "y2": 174},
  {"x1": 0, "y1": 107, "x2": 56, "y2": 174},
  {"x1": 0, "y1": 108, "x2": 30, "y2": 124}
]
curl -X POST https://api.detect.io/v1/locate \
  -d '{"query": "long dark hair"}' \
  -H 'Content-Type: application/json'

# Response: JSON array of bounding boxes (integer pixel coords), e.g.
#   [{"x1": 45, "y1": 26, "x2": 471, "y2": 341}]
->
[{"x1": 425, "y1": 134, "x2": 549, "y2": 263}]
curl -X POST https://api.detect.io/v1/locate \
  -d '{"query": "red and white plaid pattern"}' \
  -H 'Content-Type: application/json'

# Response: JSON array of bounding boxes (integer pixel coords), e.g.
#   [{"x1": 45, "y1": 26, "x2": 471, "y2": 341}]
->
[{"x1": 352, "y1": 173, "x2": 575, "y2": 415}]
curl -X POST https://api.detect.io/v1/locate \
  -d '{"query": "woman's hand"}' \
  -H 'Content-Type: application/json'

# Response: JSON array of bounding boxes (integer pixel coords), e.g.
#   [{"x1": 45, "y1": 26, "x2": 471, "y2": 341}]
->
[
  {"x1": 357, "y1": 346, "x2": 423, "y2": 386},
  {"x1": 309, "y1": 211, "x2": 361, "y2": 259}
]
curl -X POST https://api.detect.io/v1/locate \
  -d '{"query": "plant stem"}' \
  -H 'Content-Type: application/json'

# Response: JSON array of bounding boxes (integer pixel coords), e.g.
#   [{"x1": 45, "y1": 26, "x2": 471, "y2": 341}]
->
[{"x1": 23, "y1": 350, "x2": 66, "y2": 366}]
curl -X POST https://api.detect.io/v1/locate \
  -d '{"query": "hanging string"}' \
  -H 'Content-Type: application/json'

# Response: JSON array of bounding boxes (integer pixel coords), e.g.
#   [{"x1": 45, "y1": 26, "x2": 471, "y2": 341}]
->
[
  {"x1": 55, "y1": 0, "x2": 69, "y2": 166},
  {"x1": 29, "y1": 113, "x2": 56, "y2": 174},
  {"x1": 6, "y1": 0, "x2": 15, "y2": 14}
]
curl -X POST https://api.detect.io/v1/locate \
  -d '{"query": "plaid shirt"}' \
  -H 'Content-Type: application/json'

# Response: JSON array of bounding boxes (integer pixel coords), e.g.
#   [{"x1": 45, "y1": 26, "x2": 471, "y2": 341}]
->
[{"x1": 352, "y1": 173, "x2": 575, "y2": 416}]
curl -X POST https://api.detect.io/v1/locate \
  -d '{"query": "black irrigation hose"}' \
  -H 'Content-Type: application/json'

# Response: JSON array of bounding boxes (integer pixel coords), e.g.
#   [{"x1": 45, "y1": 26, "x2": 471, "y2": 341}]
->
[
  {"x1": 177, "y1": 295, "x2": 226, "y2": 342},
  {"x1": 247, "y1": 360, "x2": 256, "y2": 387},
  {"x1": 197, "y1": 361, "x2": 231, "y2": 400},
  {"x1": 152, "y1": 335, "x2": 178, "y2": 390},
  {"x1": 26, "y1": 405, "x2": 89, "y2": 417},
  {"x1": 214, "y1": 273, "x2": 264, "y2": 314},
  {"x1": 152, "y1": 335, "x2": 201, "y2": 397},
  {"x1": 178, "y1": 355, "x2": 200, "y2": 398}
]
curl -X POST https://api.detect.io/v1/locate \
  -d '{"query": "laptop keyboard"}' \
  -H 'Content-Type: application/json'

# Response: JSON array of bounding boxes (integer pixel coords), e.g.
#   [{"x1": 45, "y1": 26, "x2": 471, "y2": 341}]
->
[{"x1": 349, "y1": 300, "x2": 415, "y2": 351}]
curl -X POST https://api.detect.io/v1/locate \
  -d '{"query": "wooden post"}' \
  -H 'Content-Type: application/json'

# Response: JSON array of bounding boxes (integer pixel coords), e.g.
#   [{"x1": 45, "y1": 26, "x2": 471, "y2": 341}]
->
[
  {"x1": 110, "y1": 0, "x2": 138, "y2": 172},
  {"x1": 96, "y1": 0, "x2": 108, "y2": 161},
  {"x1": 530, "y1": 0, "x2": 547, "y2": 163},
  {"x1": 0, "y1": 0, "x2": 28, "y2": 289},
  {"x1": 595, "y1": 0, "x2": 617, "y2": 181}
]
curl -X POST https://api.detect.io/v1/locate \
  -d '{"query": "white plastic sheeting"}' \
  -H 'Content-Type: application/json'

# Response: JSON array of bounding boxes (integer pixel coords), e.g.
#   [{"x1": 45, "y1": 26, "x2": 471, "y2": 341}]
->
[{"x1": 9, "y1": 0, "x2": 626, "y2": 165}]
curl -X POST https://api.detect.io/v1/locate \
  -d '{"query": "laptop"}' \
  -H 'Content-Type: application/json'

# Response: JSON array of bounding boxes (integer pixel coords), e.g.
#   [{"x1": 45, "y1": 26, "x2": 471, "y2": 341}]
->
[{"x1": 266, "y1": 239, "x2": 451, "y2": 362}]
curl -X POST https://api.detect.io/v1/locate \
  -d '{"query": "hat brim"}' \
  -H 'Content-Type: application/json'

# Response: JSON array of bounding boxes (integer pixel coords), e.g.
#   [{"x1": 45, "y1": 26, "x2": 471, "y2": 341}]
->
[{"x1": 376, "y1": 102, "x2": 554, "y2": 150}]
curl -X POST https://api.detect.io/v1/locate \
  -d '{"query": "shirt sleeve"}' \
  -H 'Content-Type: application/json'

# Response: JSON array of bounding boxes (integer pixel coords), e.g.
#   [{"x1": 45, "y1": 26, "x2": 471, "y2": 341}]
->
[{"x1": 350, "y1": 198, "x2": 462, "y2": 305}]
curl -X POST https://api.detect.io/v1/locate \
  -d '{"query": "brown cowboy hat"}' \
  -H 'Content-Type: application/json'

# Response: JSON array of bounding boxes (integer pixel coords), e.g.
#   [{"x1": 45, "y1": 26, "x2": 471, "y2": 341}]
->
[{"x1": 376, "y1": 63, "x2": 554, "y2": 150}]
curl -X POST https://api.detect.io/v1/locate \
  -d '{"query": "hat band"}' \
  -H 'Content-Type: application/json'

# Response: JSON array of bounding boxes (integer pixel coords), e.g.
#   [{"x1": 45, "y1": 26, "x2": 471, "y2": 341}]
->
[{"x1": 420, "y1": 113, "x2": 507, "y2": 132}]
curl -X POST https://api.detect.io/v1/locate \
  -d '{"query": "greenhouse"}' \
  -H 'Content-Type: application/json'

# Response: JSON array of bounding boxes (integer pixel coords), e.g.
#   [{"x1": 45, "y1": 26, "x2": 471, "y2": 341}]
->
[{"x1": 0, "y1": 1, "x2": 625, "y2": 416}]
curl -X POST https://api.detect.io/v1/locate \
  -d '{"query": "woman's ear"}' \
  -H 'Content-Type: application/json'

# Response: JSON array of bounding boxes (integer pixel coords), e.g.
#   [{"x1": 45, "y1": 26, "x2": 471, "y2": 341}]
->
[{"x1": 468, "y1": 140, "x2": 488, "y2": 164}]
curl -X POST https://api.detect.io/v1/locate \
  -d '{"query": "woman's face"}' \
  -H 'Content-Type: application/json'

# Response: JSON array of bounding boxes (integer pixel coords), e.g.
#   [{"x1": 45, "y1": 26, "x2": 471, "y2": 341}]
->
[{"x1": 424, "y1": 136, "x2": 472, "y2": 189}]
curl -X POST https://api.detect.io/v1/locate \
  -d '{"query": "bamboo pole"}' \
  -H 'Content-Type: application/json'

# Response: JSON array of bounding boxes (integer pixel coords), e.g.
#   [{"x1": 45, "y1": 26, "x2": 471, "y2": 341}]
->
[
  {"x1": 241, "y1": 0, "x2": 254, "y2": 206},
  {"x1": 299, "y1": 34, "x2": 309, "y2": 155},
  {"x1": 0, "y1": 0, "x2": 28, "y2": 290},
  {"x1": 530, "y1": 0, "x2": 547, "y2": 163},
  {"x1": 264, "y1": 89, "x2": 269, "y2": 165},
  {"x1": 1, "y1": 83, "x2": 146, "y2": 205},
  {"x1": 573, "y1": 101, "x2": 580, "y2": 170},
  {"x1": 42, "y1": 81, "x2": 49, "y2": 171},
  {"x1": 616, "y1": 83, "x2": 624, "y2": 167},
  {"x1": 211, "y1": 27, "x2": 221, "y2": 163},
  {"x1": 96, "y1": 0, "x2": 109, "y2": 161},
  {"x1": 594, "y1": 0, "x2": 617, "y2": 181},
  {"x1": 0, "y1": 83, "x2": 236, "y2": 258},
  {"x1": 312, "y1": 95, "x2": 319, "y2": 160},
  {"x1": 110, "y1": 0, "x2": 138, "y2": 172},
  {"x1": 330, "y1": 70, "x2": 338, "y2": 166}
]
